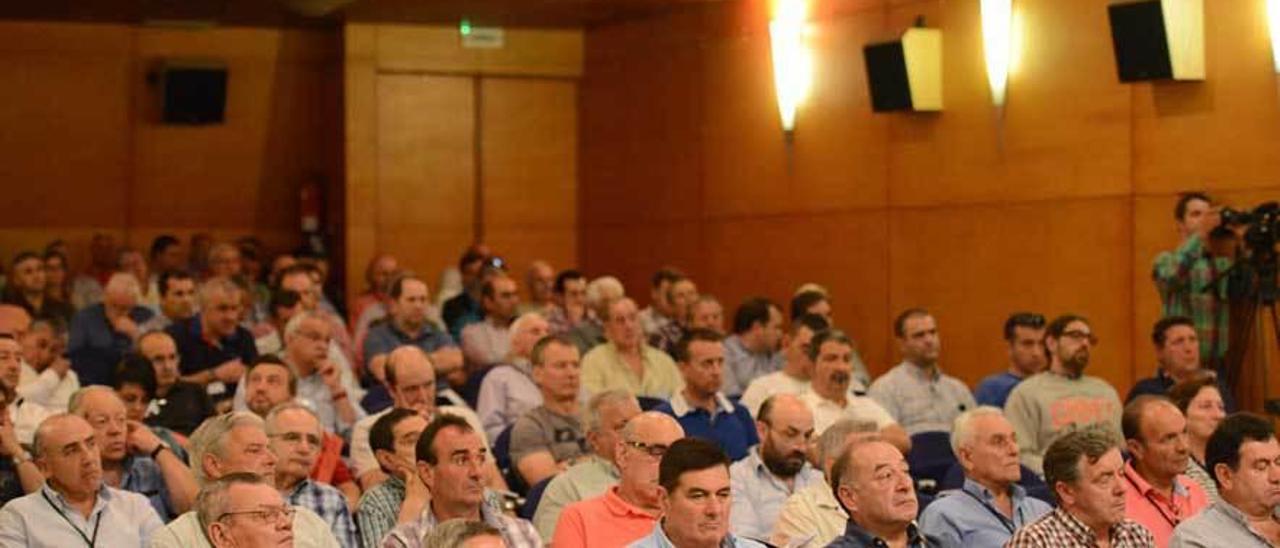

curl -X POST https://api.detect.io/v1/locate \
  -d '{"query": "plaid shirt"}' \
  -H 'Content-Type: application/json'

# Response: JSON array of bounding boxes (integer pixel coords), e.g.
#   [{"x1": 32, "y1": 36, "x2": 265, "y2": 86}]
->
[
  {"x1": 1152, "y1": 234, "x2": 1232, "y2": 366},
  {"x1": 1005, "y1": 508, "x2": 1155, "y2": 547},
  {"x1": 286, "y1": 478, "x2": 358, "y2": 548},
  {"x1": 357, "y1": 475, "x2": 406, "y2": 548},
  {"x1": 382, "y1": 502, "x2": 541, "y2": 548}
]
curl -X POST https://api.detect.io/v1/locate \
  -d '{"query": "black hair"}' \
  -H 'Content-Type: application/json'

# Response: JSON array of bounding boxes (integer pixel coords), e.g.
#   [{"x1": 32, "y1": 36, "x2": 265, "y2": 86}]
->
[
  {"x1": 245, "y1": 354, "x2": 296, "y2": 396},
  {"x1": 1042, "y1": 426, "x2": 1117, "y2": 504},
  {"x1": 675, "y1": 328, "x2": 724, "y2": 363},
  {"x1": 370, "y1": 407, "x2": 422, "y2": 474},
  {"x1": 650, "y1": 267, "x2": 684, "y2": 290},
  {"x1": 158, "y1": 269, "x2": 195, "y2": 297},
  {"x1": 789, "y1": 290, "x2": 828, "y2": 322},
  {"x1": 114, "y1": 353, "x2": 158, "y2": 399},
  {"x1": 1152, "y1": 316, "x2": 1195, "y2": 347},
  {"x1": 732, "y1": 297, "x2": 776, "y2": 335},
  {"x1": 1206, "y1": 413, "x2": 1276, "y2": 488},
  {"x1": 149, "y1": 235, "x2": 180, "y2": 261},
  {"x1": 658, "y1": 437, "x2": 729, "y2": 493},
  {"x1": 415, "y1": 413, "x2": 474, "y2": 465},
  {"x1": 1003, "y1": 312, "x2": 1046, "y2": 341},
  {"x1": 791, "y1": 313, "x2": 830, "y2": 336},
  {"x1": 892, "y1": 308, "x2": 930, "y2": 338},
  {"x1": 1174, "y1": 191, "x2": 1213, "y2": 221},
  {"x1": 807, "y1": 329, "x2": 854, "y2": 364},
  {"x1": 553, "y1": 269, "x2": 586, "y2": 295}
]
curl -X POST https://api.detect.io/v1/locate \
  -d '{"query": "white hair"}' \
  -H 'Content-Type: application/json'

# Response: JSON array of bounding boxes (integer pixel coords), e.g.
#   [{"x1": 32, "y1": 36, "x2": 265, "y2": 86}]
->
[
  {"x1": 68, "y1": 386, "x2": 121, "y2": 416},
  {"x1": 283, "y1": 310, "x2": 330, "y2": 340},
  {"x1": 509, "y1": 312, "x2": 546, "y2": 338},
  {"x1": 584, "y1": 389, "x2": 639, "y2": 432},
  {"x1": 585, "y1": 276, "x2": 625, "y2": 308},
  {"x1": 950, "y1": 405, "x2": 1007, "y2": 454},
  {"x1": 104, "y1": 272, "x2": 141, "y2": 300},
  {"x1": 188, "y1": 412, "x2": 266, "y2": 485}
]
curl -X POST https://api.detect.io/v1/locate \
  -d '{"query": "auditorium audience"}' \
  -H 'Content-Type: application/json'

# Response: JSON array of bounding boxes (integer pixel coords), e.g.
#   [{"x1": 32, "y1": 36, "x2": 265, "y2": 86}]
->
[
  {"x1": 789, "y1": 289, "x2": 831, "y2": 323},
  {"x1": 721, "y1": 297, "x2": 784, "y2": 397},
  {"x1": 567, "y1": 275, "x2": 624, "y2": 352},
  {"x1": 869, "y1": 308, "x2": 975, "y2": 435},
  {"x1": 15, "y1": 317, "x2": 79, "y2": 435},
  {"x1": 918, "y1": 407, "x2": 1052, "y2": 547},
  {"x1": 825, "y1": 438, "x2": 933, "y2": 547},
  {"x1": 656, "y1": 328, "x2": 758, "y2": 461},
  {"x1": 476, "y1": 312, "x2": 551, "y2": 440},
  {"x1": 1153, "y1": 191, "x2": 1232, "y2": 369},
  {"x1": 70, "y1": 233, "x2": 117, "y2": 309},
  {"x1": 359, "y1": 408, "x2": 429, "y2": 548},
  {"x1": 42, "y1": 249, "x2": 72, "y2": 306},
  {"x1": 137, "y1": 330, "x2": 212, "y2": 435},
  {"x1": 687, "y1": 294, "x2": 725, "y2": 334},
  {"x1": 518, "y1": 260, "x2": 555, "y2": 315},
  {"x1": 351, "y1": 253, "x2": 399, "y2": 327},
  {"x1": 740, "y1": 313, "x2": 829, "y2": 417},
  {"x1": 1128, "y1": 315, "x2": 1234, "y2": 410},
  {"x1": 729, "y1": 393, "x2": 823, "y2": 540},
  {"x1": 532, "y1": 389, "x2": 640, "y2": 542},
  {"x1": 0, "y1": 413, "x2": 163, "y2": 546},
  {"x1": 363, "y1": 275, "x2": 455, "y2": 371},
  {"x1": 631, "y1": 437, "x2": 766, "y2": 548},
  {"x1": 442, "y1": 249, "x2": 497, "y2": 341},
  {"x1": 148, "y1": 236, "x2": 186, "y2": 283},
  {"x1": 1005, "y1": 426, "x2": 1154, "y2": 547},
  {"x1": 1120, "y1": 395, "x2": 1210, "y2": 545},
  {"x1": 1005, "y1": 314, "x2": 1123, "y2": 475},
  {"x1": 581, "y1": 296, "x2": 682, "y2": 399},
  {"x1": 69, "y1": 272, "x2": 153, "y2": 386},
  {"x1": 550, "y1": 410, "x2": 683, "y2": 547},
  {"x1": 2, "y1": 251, "x2": 73, "y2": 323},
  {"x1": 166, "y1": 277, "x2": 256, "y2": 400},
  {"x1": 460, "y1": 274, "x2": 519, "y2": 371},
  {"x1": 638, "y1": 267, "x2": 682, "y2": 339},
  {"x1": 195, "y1": 472, "x2": 296, "y2": 548},
  {"x1": 647, "y1": 274, "x2": 696, "y2": 356},
  {"x1": 542, "y1": 269, "x2": 592, "y2": 335},
  {"x1": 771, "y1": 419, "x2": 881, "y2": 547},
  {"x1": 111, "y1": 355, "x2": 191, "y2": 464},
  {"x1": 141, "y1": 269, "x2": 198, "y2": 332},
  {"x1": 509, "y1": 333, "x2": 588, "y2": 486},
  {"x1": 1170, "y1": 413, "x2": 1280, "y2": 546},
  {"x1": 0, "y1": 383, "x2": 44, "y2": 503},
  {"x1": 1167, "y1": 373, "x2": 1227, "y2": 502},
  {"x1": 974, "y1": 312, "x2": 1047, "y2": 408},
  {"x1": 264, "y1": 402, "x2": 358, "y2": 547},
  {"x1": 118, "y1": 248, "x2": 159, "y2": 311},
  {"x1": 799, "y1": 329, "x2": 908, "y2": 453}
]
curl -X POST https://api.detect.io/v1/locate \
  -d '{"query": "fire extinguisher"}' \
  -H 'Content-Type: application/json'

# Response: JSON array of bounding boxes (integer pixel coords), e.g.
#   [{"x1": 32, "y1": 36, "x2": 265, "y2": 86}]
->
[{"x1": 300, "y1": 175, "x2": 326, "y2": 256}]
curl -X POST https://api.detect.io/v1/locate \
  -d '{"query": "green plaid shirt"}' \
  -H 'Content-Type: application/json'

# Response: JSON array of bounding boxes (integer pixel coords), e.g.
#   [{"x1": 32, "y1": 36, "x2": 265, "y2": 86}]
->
[{"x1": 1152, "y1": 234, "x2": 1232, "y2": 366}]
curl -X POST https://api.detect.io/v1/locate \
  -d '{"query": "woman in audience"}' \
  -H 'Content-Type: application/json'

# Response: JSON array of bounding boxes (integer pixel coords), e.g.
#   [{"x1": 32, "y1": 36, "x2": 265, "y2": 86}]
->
[{"x1": 1167, "y1": 373, "x2": 1226, "y2": 502}]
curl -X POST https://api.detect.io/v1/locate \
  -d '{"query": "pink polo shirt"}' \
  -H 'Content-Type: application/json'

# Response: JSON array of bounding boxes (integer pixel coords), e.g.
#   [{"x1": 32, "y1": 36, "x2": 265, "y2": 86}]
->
[
  {"x1": 551, "y1": 485, "x2": 660, "y2": 548},
  {"x1": 1122, "y1": 460, "x2": 1210, "y2": 546}
]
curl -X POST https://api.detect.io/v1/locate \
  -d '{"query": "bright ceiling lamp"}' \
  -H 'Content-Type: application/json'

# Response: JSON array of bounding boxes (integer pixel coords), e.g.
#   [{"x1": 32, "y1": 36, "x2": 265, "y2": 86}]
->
[
  {"x1": 981, "y1": 0, "x2": 1014, "y2": 106},
  {"x1": 1269, "y1": 0, "x2": 1280, "y2": 72},
  {"x1": 770, "y1": 0, "x2": 813, "y2": 134}
]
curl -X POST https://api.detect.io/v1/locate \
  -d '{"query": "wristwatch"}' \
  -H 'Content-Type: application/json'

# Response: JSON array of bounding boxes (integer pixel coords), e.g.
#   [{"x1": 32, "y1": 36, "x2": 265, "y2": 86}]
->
[{"x1": 12, "y1": 450, "x2": 31, "y2": 466}]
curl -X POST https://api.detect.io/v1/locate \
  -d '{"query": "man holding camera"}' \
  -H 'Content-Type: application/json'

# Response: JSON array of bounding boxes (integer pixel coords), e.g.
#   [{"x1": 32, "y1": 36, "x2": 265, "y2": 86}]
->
[{"x1": 1152, "y1": 192, "x2": 1233, "y2": 370}]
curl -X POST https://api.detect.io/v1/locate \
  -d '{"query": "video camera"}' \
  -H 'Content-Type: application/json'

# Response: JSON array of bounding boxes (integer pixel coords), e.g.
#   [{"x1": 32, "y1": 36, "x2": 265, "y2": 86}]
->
[{"x1": 1219, "y1": 202, "x2": 1280, "y2": 254}]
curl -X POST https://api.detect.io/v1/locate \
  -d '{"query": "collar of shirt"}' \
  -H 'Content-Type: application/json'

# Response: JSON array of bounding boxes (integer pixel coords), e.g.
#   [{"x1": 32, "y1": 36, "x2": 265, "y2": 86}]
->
[
  {"x1": 669, "y1": 390, "x2": 735, "y2": 417},
  {"x1": 962, "y1": 477, "x2": 1028, "y2": 506},
  {"x1": 641, "y1": 520, "x2": 746, "y2": 548},
  {"x1": 419, "y1": 499, "x2": 509, "y2": 533},
  {"x1": 1208, "y1": 500, "x2": 1280, "y2": 539},
  {"x1": 838, "y1": 519, "x2": 926, "y2": 547},
  {"x1": 1050, "y1": 507, "x2": 1135, "y2": 545},
  {"x1": 726, "y1": 334, "x2": 776, "y2": 360},
  {"x1": 1123, "y1": 459, "x2": 1189, "y2": 499},
  {"x1": 897, "y1": 361, "x2": 941, "y2": 383},
  {"x1": 42, "y1": 483, "x2": 113, "y2": 517},
  {"x1": 603, "y1": 485, "x2": 660, "y2": 519},
  {"x1": 745, "y1": 447, "x2": 819, "y2": 489},
  {"x1": 284, "y1": 477, "x2": 315, "y2": 500}
]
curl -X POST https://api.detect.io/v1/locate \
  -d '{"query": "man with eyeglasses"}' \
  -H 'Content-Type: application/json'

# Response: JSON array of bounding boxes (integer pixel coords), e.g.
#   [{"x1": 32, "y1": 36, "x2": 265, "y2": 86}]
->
[
  {"x1": 1005, "y1": 314, "x2": 1123, "y2": 476},
  {"x1": 198, "y1": 472, "x2": 295, "y2": 548},
  {"x1": 265, "y1": 402, "x2": 357, "y2": 547},
  {"x1": 553, "y1": 411, "x2": 684, "y2": 547},
  {"x1": 150, "y1": 411, "x2": 340, "y2": 547},
  {"x1": 383, "y1": 414, "x2": 540, "y2": 548},
  {"x1": 631, "y1": 437, "x2": 766, "y2": 548},
  {"x1": 70, "y1": 385, "x2": 198, "y2": 522},
  {"x1": 729, "y1": 393, "x2": 824, "y2": 541},
  {"x1": 974, "y1": 312, "x2": 1047, "y2": 408},
  {"x1": 139, "y1": 330, "x2": 213, "y2": 436},
  {"x1": 0, "y1": 413, "x2": 163, "y2": 547}
]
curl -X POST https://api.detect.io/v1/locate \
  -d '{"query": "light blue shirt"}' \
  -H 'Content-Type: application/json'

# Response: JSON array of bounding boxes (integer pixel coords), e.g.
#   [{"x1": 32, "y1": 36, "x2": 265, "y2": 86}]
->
[
  {"x1": 721, "y1": 335, "x2": 784, "y2": 397},
  {"x1": 0, "y1": 484, "x2": 163, "y2": 548},
  {"x1": 918, "y1": 478, "x2": 1053, "y2": 548},
  {"x1": 630, "y1": 520, "x2": 768, "y2": 548},
  {"x1": 729, "y1": 447, "x2": 826, "y2": 540}
]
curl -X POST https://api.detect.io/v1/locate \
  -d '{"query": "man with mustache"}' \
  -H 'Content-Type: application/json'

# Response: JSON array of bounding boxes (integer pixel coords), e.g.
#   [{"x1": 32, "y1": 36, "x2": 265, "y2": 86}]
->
[
  {"x1": 551, "y1": 411, "x2": 684, "y2": 547},
  {"x1": 630, "y1": 437, "x2": 767, "y2": 548},
  {"x1": 825, "y1": 438, "x2": 935, "y2": 547},
  {"x1": 1005, "y1": 314, "x2": 1123, "y2": 475},
  {"x1": 1170, "y1": 412, "x2": 1280, "y2": 546},
  {"x1": 918, "y1": 407, "x2": 1052, "y2": 547},
  {"x1": 1006, "y1": 427, "x2": 1154, "y2": 547},
  {"x1": 0, "y1": 413, "x2": 163, "y2": 546},
  {"x1": 198, "y1": 472, "x2": 296, "y2": 548},
  {"x1": 1120, "y1": 396, "x2": 1210, "y2": 546},
  {"x1": 382, "y1": 414, "x2": 540, "y2": 548},
  {"x1": 799, "y1": 329, "x2": 910, "y2": 454},
  {"x1": 728, "y1": 394, "x2": 823, "y2": 541},
  {"x1": 655, "y1": 328, "x2": 757, "y2": 461}
]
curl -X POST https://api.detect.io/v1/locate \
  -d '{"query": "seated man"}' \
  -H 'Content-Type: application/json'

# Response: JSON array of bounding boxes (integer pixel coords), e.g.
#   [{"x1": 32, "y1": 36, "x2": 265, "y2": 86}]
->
[
  {"x1": 551, "y1": 411, "x2": 684, "y2": 547},
  {"x1": 647, "y1": 275, "x2": 696, "y2": 357},
  {"x1": 868, "y1": 308, "x2": 976, "y2": 435},
  {"x1": 919, "y1": 407, "x2": 1052, "y2": 547},
  {"x1": 974, "y1": 312, "x2": 1047, "y2": 408},
  {"x1": 0, "y1": 382, "x2": 44, "y2": 504},
  {"x1": 140, "y1": 269, "x2": 197, "y2": 333},
  {"x1": 358, "y1": 408, "x2": 430, "y2": 548},
  {"x1": 70, "y1": 386, "x2": 198, "y2": 522},
  {"x1": 687, "y1": 294, "x2": 725, "y2": 334},
  {"x1": 362, "y1": 275, "x2": 454, "y2": 373},
  {"x1": 265, "y1": 402, "x2": 358, "y2": 547},
  {"x1": 196, "y1": 472, "x2": 296, "y2": 548},
  {"x1": 824, "y1": 438, "x2": 935, "y2": 548},
  {"x1": 382, "y1": 414, "x2": 540, "y2": 548},
  {"x1": 1171, "y1": 413, "x2": 1280, "y2": 546},
  {"x1": 1006, "y1": 427, "x2": 1154, "y2": 547},
  {"x1": 460, "y1": 275, "x2": 520, "y2": 371},
  {"x1": 533, "y1": 390, "x2": 641, "y2": 542},
  {"x1": 771, "y1": 419, "x2": 881, "y2": 547},
  {"x1": 799, "y1": 329, "x2": 910, "y2": 453},
  {"x1": 149, "y1": 412, "x2": 340, "y2": 548},
  {"x1": 630, "y1": 437, "x2": 767, "y2": 548},
  {"x1": 69, "y1": 272, "x2": 155, "y2": 386},
  {"x1": 740, "y1": 313, "x2": 830, "y2": 418},
  {"x1": 721, "y1": 297, "x2": 785, "y2": 397},
  {"x1": 476, "y1": 311, "x2": 551, "y2": 441},
  {"x1": 139, "y1": 330, "x2": 213, "y2": 436},
  {"x1": 17, "y1": 318, "x2": 79, "y2": 419},
  {"x1": 111, "y1": 356, "x2": 191, "y2": 464},
  {"x1": 511, "y1": 333, "x2": 589, "y2": 486},
  {"x1": 581, "y1": 297, "x2": 682, "y2": 399},
  {"x1": 1121, "y1": 396, "x2": 1210, "y2": 545},
  {"x1": 166, "y1": 278, "x2": 256, "y2": 400},
  {"x1": 729, "y1": 394, "x2": 823, "y2": 541},
  {"x1": 1, "y1": 251, "x2": 73, "y2": 323},
  {"x1": 543, "y1": 269, "x2": 593, "y2": 335},
  {"x1": 0, "y1": 414, "x2": 163, "y2": 546},
  {"x1": 655, "y1": 328, "x2": 758, "y2": 461},
  {"x1": 1127, "y1": 316, "x2": 1234, "y2": 410}
]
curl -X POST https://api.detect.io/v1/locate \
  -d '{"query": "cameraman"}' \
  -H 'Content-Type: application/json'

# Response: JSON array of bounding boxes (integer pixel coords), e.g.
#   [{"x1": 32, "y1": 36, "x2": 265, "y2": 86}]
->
[{"x1": 1152, "y1": 192, "x2": 1233, "y2": 370}]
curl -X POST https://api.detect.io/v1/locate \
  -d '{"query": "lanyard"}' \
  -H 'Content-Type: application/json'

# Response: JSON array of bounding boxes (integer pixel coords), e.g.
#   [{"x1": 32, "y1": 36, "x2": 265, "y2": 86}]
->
[
  {"x1": 1124, "y1": 473, "x2": 1182, "y2": 528},
  {"x1": 41, "y1": 490, "x2": 102, "y2": 547},
  {"x1": 959, "y1": 488, "x2": 1016, "y2": 534}
]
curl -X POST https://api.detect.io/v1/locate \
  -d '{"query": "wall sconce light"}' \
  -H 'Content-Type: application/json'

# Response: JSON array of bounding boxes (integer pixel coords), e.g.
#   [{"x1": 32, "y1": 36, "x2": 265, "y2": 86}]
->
[
  {"x1": 1269, "y1": 0, "x2": 1280, "y2": 72},
  {"x1": 770, "y1": 0, "x2": 812, "y2": 134},
  {"x1": 981, "y1": 0, "x2": 1013, "y2": 106}
]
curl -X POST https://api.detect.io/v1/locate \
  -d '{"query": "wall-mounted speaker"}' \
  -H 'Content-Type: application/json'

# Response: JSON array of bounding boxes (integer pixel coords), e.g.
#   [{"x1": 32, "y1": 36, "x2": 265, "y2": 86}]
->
[
  {"x1": 1107, "y1": 0, "x2": 1204, "y2": 82},
  {"x1": 157, "y1": 62, "x2": 228, "y2": 125},
  {"x1": 863, "y1": 28, "x2": 943, "y2": 113}
]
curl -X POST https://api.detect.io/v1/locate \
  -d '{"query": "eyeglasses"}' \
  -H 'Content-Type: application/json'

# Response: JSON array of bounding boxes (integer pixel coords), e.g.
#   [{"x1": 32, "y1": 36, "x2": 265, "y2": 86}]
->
[
  {"x1": 1060, "y1": 330, "x2": 1099, "y2": 345},
  {"x1": 217, "y1": 505, "x2": 296, "y2": 525},
  {"x1": 625, "y1": 440, "x2": 670, "y2": 458}
]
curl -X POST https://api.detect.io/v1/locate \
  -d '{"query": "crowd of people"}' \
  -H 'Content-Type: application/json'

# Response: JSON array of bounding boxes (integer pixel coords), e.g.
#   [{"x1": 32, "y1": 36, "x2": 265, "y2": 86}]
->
[{"x1": 0, "y1": 191, "x2": 1269, "y2": 548}]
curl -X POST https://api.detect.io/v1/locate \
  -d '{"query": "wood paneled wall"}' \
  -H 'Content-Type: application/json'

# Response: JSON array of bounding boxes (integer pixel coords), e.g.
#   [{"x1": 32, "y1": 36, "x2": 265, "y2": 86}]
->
[
  {"x1": 0, "y1": 22, "x2": 343, "y2": 271},
  {"x1": 343, "y1": 24, "x2": 580, "y2": 304},
  {"x1": 579, "y1": 0, "x2": 1280, "y2": 394}
]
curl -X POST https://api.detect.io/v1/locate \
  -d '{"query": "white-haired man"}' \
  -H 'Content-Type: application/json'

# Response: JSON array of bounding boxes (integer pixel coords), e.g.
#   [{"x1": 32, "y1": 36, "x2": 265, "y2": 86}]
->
[
  {"x1": 69, "y1": 272, "x2": 155, "y2": 386},
  {"x1": 476, "y1": 312, "x2": 552, "y2": 440}
]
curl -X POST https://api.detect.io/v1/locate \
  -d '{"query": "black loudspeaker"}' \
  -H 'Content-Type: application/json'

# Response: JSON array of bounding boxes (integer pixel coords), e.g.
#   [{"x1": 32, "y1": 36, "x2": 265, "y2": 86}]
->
[
  {"x1": 160, "y1": 65, "x2": 227, "y2": 125},
  {"x1": 1108, "y1": 1, "x2": 1172, "y2": 82},
  {"x1": 861, "y1": 28, "x2": 942, "y2": 113},
  {"x1": 864, "y1": 42, "x2": 913, "y2": 112}
]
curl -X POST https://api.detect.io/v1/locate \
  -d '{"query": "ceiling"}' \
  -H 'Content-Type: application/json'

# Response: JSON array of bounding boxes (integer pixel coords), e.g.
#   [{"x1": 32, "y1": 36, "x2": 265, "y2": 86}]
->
[{"x1": 0, "y1": 0, "x2": 731, "y2": 29}]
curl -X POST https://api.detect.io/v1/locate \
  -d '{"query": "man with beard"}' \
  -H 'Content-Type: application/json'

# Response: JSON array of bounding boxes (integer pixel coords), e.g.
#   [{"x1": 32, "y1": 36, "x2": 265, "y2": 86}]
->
[
  {"x1": 1006, "y1": 427, "x2": 1154, "y2": 547},
  {"x1": 631, "y1": 438, "x2": 766, "y2": 548},
  {"x1": 656, "y1": 328, "x2": 757, "y2": 461},
  {"x1": 826, "y1": 438, "x2": 936, "y2": 548},
  {"x1": 198, "y1": 472, "x2": 297, "y2": 548},
  {"x1": 919, "y1": 407, "x2": 1052, "y2": 547},
  {"x1": 728, "y1": 394, "x2": 824, "y2": 540},
  {"x1": 1005, "y1": 314, "x2": 1123, "y2": 475},
  {"x1": 0, "y1": 414, "x2": 163, "y2": 546},
  {"x1": 1120, "y1": 396, "x2": 1210, "y2": 545},
  {"x1": 771, "y1": 419, "x2": 882, "y2": 547},
  {"x1": 869, "y1": 309, "x2": 975, "y2": 435},
  {"x1": 551, "y1": 411, "x2": 684, "y2": 547},
  {"x1": 1171, "y1": 413, "x2": 1280, "y2": 546},
  {"x1": 799, "y1": 329, "x2": 910, "y2": 454}
]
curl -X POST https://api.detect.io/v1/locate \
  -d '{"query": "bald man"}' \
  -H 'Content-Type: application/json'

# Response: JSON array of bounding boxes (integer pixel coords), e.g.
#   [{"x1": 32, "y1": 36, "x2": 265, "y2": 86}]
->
[{"x1": 730, "y1": 394, "x2": 825, "y2": 540}]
